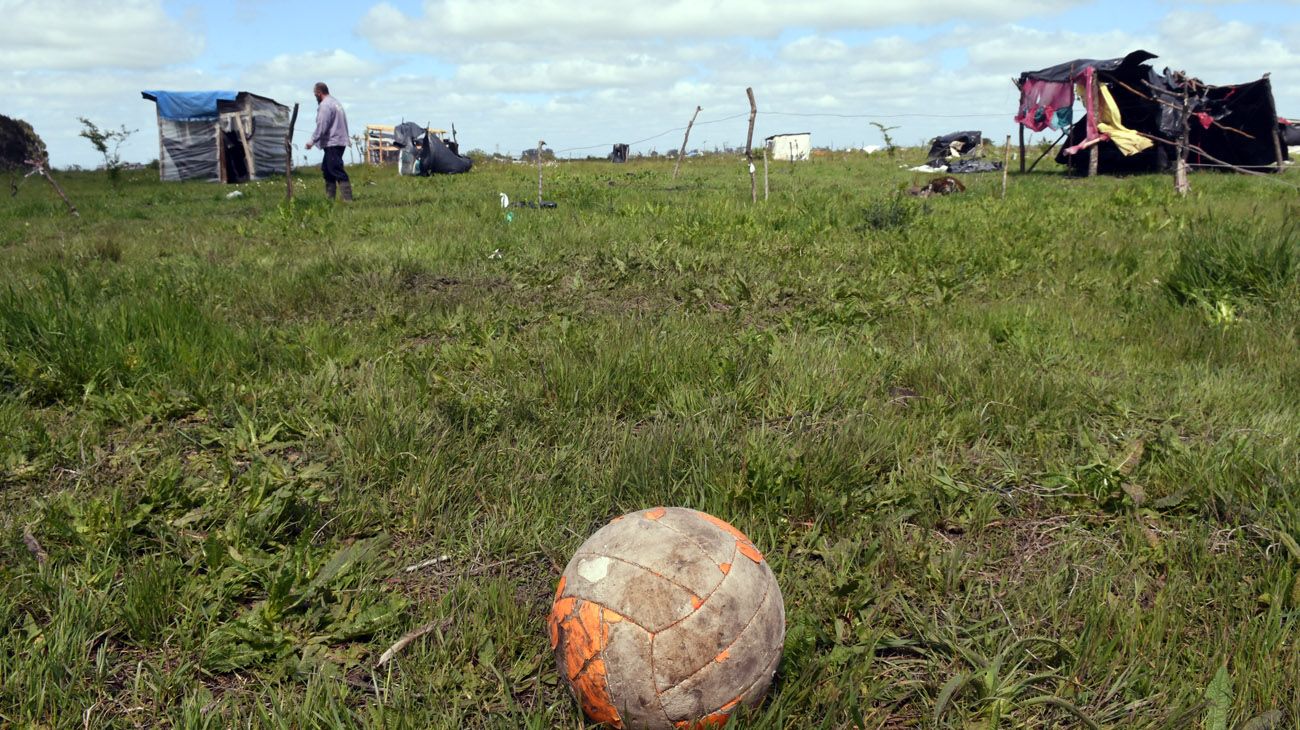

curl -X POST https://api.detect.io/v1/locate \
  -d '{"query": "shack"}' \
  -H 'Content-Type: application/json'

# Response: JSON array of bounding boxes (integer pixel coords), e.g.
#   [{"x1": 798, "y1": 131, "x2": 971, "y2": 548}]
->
[{"x1": 141, "y1": 90, "x2": 292, "y2": 182}]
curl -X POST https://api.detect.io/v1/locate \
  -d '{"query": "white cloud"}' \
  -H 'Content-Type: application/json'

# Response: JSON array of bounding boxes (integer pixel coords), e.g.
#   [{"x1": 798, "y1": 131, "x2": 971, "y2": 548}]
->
[
  {"x1": 0, "y1": 0, "x2": 203, "y2": 71},
  {"x1": 455, "y1": 56, "x2": 690, "y2": 93},
  {"x1": 781, "y1": 36, "x2": 850, "y2": 63},
  {"x1": 249, "y1": 50, "x2": 384, "y2": 83},
  {"x1": 358, "y1": 0, "x2": 1084, "y2": 46}
]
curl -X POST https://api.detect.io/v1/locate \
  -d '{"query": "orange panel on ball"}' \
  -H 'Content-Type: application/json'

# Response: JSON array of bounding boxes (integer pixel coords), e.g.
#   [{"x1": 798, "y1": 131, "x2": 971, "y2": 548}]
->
[{"x1": 571, "y1": 658, "x2": 622, "y2": 727}]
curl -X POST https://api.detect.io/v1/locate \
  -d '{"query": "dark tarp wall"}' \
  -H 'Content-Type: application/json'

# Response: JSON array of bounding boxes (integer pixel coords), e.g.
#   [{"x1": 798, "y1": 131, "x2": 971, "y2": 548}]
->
[
  {"x1": 157, "y1": 119, "x2": 220, "y2": 182},
  {"x1": 234, "y1": 94, "x2": 291, "y2": 179},
  {"x1": 1019, "y1": 50, "x2": 1157, "y2": 85},
  {"x1": 1186, "y1": 78, "x2": 1283, "y2": 169}
]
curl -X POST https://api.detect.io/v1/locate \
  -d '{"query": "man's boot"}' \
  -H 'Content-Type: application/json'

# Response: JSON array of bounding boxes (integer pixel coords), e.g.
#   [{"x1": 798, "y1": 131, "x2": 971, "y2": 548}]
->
[
  {"x1": 325, "y1": 180, "x2": 337, "y2": 200},
  {"x1": 339, "y1": 181, "x2": 353, "y2": 202}
]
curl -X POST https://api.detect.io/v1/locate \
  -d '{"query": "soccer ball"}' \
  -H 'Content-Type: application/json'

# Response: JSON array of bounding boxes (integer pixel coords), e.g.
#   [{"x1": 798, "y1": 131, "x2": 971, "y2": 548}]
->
[{"x1": 548, "y1": 507, "x2": 784, "y2": 729}]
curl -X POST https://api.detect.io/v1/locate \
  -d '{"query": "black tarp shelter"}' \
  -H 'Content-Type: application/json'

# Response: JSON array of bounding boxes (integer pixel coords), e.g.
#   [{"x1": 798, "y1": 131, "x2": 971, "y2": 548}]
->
[{"x1": 1015, "y1": 51, "x2": 1287, "y2": 175}]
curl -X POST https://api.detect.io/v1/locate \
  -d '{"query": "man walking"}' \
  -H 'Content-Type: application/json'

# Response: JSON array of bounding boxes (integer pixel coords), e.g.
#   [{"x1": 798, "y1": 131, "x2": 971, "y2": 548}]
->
[{"x1": 304, "y1": 82, "x2": 352, "y2": 201}]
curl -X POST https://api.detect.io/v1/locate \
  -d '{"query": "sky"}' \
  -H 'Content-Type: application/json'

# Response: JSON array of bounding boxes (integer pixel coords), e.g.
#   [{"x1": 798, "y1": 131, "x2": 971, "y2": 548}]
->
[{"x1": 3, "y1": 0, "x2": 1299, "y2": 169}]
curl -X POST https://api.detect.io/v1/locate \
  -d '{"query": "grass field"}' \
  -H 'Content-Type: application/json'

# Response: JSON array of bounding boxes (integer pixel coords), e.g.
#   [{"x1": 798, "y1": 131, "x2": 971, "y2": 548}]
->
[{"x1": 2, "y1": 150, "x2": 1298, "y2": 729}]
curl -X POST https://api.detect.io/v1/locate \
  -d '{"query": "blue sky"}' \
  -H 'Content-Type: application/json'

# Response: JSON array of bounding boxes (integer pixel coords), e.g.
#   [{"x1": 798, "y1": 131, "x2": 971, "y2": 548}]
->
[{"x1": 4, "y1": 0, "x2": 1298, "y2": 168}]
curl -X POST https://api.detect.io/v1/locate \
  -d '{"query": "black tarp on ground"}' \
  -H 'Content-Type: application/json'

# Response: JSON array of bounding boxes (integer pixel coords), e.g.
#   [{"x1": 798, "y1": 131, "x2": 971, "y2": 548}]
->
[
  {"x1": 416, "y1": 133, "x2": 472, "y2": 175},
  {"x1": 926, "y1": 131, "x2": 982, "y2": 167},
  {"x1": 389, "y1": 122, "x2": 473, "y2": 175},
  {"x1": 1025, "y1": 51, "x2": 1285, "y2": 174}
]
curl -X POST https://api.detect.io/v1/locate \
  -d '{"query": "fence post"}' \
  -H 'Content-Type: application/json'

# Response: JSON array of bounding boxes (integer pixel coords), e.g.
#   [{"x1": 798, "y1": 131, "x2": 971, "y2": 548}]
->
[
  {"x1": 1175, "y1": 85, "x2": 1190, "y2": 196},
  {"x1": 536, "y1": 139, "x2": 546, "y2": 205},
  {"x1": 1018, "y1": 123, "x2": 1026, "y2": 173},
  {"x1": 1001, "y1": 135, "x2": 1011, "y2": 198},
  {"x1": 744, "y1": 87, "x2": 757, "y2": 204},
  {"x1": 672, "y1": 106, "x2": 701, "y2": 180},
  {"x1": 284, "y1": 103, "x2": 299, "y2": 201},
  {"x1": 763, "y1": 148, "x2": 769, "y2": 201}
]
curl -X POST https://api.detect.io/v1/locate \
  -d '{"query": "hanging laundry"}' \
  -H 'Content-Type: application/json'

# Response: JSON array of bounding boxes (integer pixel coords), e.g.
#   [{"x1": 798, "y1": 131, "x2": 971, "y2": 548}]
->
[
  {"x1": 1095, "y1": 84, "x2": 1154, "y2": 156},
  {"x1": 1016, "y1": 79, "x2": 1075, "y2": 133}
]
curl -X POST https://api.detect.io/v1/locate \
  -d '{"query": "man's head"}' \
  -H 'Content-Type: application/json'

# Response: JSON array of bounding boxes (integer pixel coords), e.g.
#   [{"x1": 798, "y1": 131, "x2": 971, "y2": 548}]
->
[{"x1": 313, "y1": 82, "x2": 329, "y2": 102}]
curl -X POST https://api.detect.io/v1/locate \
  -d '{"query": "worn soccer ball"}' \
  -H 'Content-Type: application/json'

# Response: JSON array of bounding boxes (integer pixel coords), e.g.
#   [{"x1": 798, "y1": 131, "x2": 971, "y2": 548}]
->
[{"x1": 548, "y1": 507, "x2": 784, "y2": 729}]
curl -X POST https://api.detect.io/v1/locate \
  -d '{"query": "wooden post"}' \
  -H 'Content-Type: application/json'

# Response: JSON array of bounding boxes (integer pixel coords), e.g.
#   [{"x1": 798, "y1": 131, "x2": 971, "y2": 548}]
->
[
  {"x1": 1087, "y1": 71, "x2": 1099, "y2": 177},
  {"x1": 1018, "y1": 123, "x2": 1026, "y2": 173},
  {"x1": 24, "y1": 158, "x2": 78, "y2": 217},
  {"x1": 763, "y1": 148, "x2": 769, "y2": 201},
  {"x1": 1001, "y1": 134, "x2": 1011, "y2": 199},
  {"x1": 672, "y1": 106, "x2": 701, "y2": 180},
  {"x1": 536, "y1": 139, "x2": 545, "y2": 206},
  {"x1": 1272, "y1": 120, "x2": 1285, "y2": 174},
  {"x1": 234, "y1": 113, "x2": 256, "y2": 181},
  {"x1": 1175, "y1": 85, "x2": 1191, "y2": 196},
  {"x1": 285, "y1": 102, "x2": 299, "y2": 201},
  {"x1": 744, "y1": 87, "x2": 757, "y2": 204}
]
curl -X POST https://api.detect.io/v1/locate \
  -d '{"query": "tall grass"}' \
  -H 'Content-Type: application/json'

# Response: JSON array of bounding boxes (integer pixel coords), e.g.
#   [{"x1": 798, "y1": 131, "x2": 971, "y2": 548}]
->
[
  {"x1": 1, "y1": 157, "x2": 1298, "y2": 727},
  {"x1": 1164, "y1": 217, "x2": 1296, "y2": 311}
]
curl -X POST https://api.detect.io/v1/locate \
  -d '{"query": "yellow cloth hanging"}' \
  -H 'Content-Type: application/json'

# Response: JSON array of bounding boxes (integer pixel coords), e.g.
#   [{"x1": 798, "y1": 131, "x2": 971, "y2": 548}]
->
[{"x1": 1096, "y1": 84, "x2": 1154, "y2": 156}]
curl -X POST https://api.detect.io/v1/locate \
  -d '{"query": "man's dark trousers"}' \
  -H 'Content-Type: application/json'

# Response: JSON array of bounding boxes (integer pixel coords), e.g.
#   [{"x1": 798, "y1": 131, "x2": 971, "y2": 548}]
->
[{"x1": 322, "y1": 146, "x2": 352, "y2": 201}]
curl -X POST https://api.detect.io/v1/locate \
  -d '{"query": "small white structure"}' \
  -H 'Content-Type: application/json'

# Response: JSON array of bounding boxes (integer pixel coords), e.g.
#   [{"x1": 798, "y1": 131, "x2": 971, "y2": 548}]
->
[{"x1": 765, "y1": 132, "x2": 811, "y2": 162}]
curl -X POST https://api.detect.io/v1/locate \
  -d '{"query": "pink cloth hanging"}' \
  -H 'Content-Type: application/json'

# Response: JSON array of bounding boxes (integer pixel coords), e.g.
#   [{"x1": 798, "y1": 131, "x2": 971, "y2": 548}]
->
[
  {"x1": 1016, "y1": 79, "x2": 1075, "y2": 132},
  {"x1": 1063, "y1": 67, "x2": 1111, "y2": 156}
]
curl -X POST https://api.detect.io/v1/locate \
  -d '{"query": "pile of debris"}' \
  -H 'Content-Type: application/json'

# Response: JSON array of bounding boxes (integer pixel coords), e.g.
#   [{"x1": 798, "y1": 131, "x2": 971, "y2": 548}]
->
[{"x1": 909, "y1": 131, "x2": 1003, "y2": 174}]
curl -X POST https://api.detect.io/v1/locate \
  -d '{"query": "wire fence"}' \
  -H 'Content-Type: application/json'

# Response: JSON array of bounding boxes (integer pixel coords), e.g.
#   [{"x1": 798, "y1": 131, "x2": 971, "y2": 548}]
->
[{"x1": 549, "y1": 109, "x2": 1014, "y2": 155}]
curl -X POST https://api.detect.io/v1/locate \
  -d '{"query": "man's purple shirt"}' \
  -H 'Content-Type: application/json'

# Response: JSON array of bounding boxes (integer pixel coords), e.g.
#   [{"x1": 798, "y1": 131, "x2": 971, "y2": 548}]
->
[{"x1": 309, "y1": 95, "x2": 350, "y2": 148}]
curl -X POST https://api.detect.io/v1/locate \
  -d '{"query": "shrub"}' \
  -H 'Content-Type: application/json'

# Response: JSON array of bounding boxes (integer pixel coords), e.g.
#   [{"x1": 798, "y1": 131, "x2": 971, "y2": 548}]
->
[{"x1": 857, "y1": 196, "x2": 917, "y2": 232}]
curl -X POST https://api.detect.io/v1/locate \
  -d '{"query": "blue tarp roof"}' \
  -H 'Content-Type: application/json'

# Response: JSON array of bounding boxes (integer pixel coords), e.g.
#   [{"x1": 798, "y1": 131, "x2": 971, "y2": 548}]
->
[{"x1": 141, "y1": 90, "x2": 239, "y2": 121}]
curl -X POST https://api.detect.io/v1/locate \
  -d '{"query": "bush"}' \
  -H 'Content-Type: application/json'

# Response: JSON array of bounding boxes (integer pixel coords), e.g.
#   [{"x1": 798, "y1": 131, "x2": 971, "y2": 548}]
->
[
  {"x1": 856, "y1": 196, "x2": 918, "y2": 232},
  {"x1": 0, "y1": 114, "x2": 47, "y2": 171}
]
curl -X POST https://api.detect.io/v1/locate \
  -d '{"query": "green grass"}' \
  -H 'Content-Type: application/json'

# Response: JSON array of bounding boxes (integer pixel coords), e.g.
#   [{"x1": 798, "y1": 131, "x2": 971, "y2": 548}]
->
[{"x1": 1, "y1": 152, "x2": 1298, "y2": 728}]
